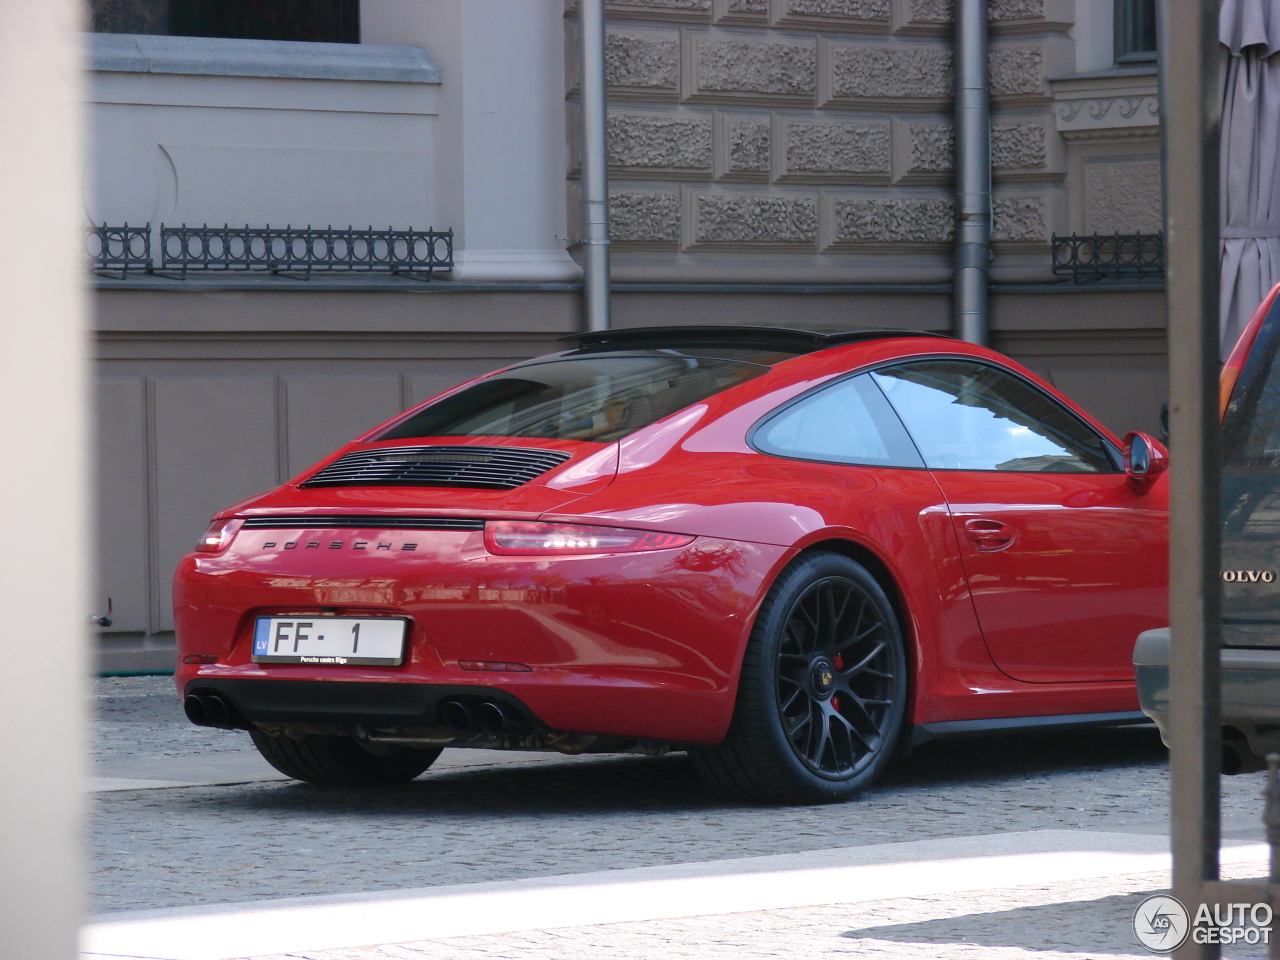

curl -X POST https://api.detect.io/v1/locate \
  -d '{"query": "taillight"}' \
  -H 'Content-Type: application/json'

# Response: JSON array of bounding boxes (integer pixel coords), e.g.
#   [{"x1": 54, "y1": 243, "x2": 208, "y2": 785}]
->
[
  {"x1": 195, "y1": 519, "x2": 240, "y2": 553},
  {"x1": 483, "y1": 521, "x2": 695, "y2": 556}
]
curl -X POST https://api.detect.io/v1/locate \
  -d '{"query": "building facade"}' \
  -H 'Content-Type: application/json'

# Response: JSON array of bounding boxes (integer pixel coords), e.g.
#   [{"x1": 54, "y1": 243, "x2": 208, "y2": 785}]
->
[{"x1": 88, "y1": 0, "x2": 1165, "y2": 664}]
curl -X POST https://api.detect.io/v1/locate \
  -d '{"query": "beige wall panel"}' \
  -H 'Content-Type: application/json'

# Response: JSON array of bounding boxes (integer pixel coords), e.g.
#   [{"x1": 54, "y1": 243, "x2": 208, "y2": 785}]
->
[
  {"x1": 151, "y1": 377, "x2": 278, "y2": 630},
  {"x1": 990, "y1": 290, "x2": 1166, "y2": 331},
  {"x1": 1039, "y1": 360, "x2": 1168, "y2": 439},
  {"x1": 284, "y1": 375, "x2": 405, "y2": 477},
  {"x1": 95, "y1": 289, "x2": 583, "y2": 335},
  {"x1": 611, "y1": 291, "x2": 950, "y2": 330},
  {"x1": 95, "y1": 377, "x2": 150, "y2": 634}
]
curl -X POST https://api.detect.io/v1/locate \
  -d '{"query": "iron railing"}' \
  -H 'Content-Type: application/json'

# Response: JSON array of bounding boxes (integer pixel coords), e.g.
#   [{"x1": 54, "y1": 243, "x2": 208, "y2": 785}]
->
[
  {"x1": 88, "y1": 223, "x2": 454, "y2": 279},
  {"x1": 160, "y1": 224, "x2": 454, "y2": 278},
  {"x1": 1051, "y1": 232, "x2": 1165, "y2": 283},
  {"x1": 87, "y1": 222, "x2": 151, "y2": 277}
]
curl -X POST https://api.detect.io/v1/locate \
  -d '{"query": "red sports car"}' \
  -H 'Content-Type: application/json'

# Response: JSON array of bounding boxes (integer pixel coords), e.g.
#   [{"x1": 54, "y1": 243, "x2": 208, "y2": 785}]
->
[{"x1": 174, "y1": 326, "x2": 1169, "y2": 803}]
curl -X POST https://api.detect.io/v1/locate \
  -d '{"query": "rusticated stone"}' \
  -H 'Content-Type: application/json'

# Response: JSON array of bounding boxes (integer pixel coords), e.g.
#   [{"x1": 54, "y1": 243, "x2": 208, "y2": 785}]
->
[
  {"x1": 909, "y1": 123, "x2": 954, "y2": 172},
  {"x1": 696, "y1": 39, "x2": 816, "y2": 97},
  {"x1": 610, "y1": 192, "x2": 681, "y2": 243},
  {"x1": 785, "y1": 122, "x2": 890, "y2": 174},
  {"x1": 726, "y1": 0, "x2": 768, "y2": 10},
  {"x1": 696, "y1": 194, "x2": 817, "y2": 243},
  {"x1": 991, "y1": 122, "x2": 1046, "y2": 169},
  {"x1": 781, "y1": 0, "x2": 891, "y2": 20},
  {"x1": 607, "y1": 114, "x2": 712, "y2": 169},
  {"x1": 989, "y1": 47, "x2": 1044, "y2": 98},
  {"x1": 992, "y1": 196, "x2": 1046, "y2": 242},
  {"x1": 728, "y1": 119, "x2": 771, "y2": 173},
  {"x1": 609, "y1": 0, "x2": 711, "y2": 9},
  {"x1": 908, "y1": 0, "x2": 950, "y2": 20},
  {"x1": 904, "y1": 0, "x2": 1046, "y2": 22},
  {"x1": 606, "y1": 31, "x2": 679, "y2": 90},
  {"x1": 831, "y1": 46, "x2": 952, "y2": 100},
  {"x1": 832, "y1": 197, "x2": 954, "y2": 243},
  {"x1": 990, "y1": 0, "x2": 1044, "y2": 18},
  {"x1": 1084, "y1": 160, "x2": 1162, "y2": 234}
]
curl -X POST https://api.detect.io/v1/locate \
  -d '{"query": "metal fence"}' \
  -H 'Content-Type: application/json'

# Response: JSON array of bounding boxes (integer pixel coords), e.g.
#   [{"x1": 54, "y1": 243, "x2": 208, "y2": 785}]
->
[
  {"x1": 1051, "y1": 232, "x2": 1165, "y2": 283},
  {"x1": 87, "y1": 222, "x2": 151, "y2": 277},
  {"x1": 88, "y1": 223, "x2": 454, "y2": 279}
]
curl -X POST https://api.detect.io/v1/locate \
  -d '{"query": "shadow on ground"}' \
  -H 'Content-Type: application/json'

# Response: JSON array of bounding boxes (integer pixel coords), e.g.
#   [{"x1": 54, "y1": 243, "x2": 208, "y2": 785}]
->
[
  {"x1": 183, "y1": 724, "x2": 1167, "y2": 818},
  {"x1": 843, "y1": 890, "x2": 1157, "y2": 955}
]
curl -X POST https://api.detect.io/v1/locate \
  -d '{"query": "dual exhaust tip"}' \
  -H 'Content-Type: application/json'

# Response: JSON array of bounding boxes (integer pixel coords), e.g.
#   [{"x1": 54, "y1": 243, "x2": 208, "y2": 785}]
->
[
  {"x1": 439, "y1": 697, "x2": 526, "y2": 735},
  {"x1": 184, "y1": 690, "x2": 240, "y2": 730}
]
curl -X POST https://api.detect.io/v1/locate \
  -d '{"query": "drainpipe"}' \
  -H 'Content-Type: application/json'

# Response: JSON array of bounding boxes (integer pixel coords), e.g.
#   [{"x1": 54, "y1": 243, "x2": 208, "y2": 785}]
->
[
  {"x1": 580, "y1": 0, "x2": 610, "y2": 331},
  {"x1": 953, "y1": 0, "x2": 991, "y2": 346}
]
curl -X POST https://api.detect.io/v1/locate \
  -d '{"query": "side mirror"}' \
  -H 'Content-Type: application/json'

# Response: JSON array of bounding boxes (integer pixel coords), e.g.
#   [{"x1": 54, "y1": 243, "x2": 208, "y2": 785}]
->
[{"x1": 1124, "y1": 431, "x2": 1169, "y2": 494}]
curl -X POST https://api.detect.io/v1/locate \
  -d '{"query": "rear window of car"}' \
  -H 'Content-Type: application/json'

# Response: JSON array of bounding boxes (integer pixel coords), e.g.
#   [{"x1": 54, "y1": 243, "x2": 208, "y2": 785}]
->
[{"x1": 378, "y1": 354, "x2": 768, "y2": 444}]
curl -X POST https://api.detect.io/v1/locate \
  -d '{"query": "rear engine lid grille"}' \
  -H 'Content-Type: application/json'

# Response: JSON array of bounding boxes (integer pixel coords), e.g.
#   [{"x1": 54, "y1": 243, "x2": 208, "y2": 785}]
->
[
  {"x1": 242, "y1": 516, "x2": 485, "y2": 531},
  {"x1": 299, "y1": 445, "x2": 572, "y2": 491}
]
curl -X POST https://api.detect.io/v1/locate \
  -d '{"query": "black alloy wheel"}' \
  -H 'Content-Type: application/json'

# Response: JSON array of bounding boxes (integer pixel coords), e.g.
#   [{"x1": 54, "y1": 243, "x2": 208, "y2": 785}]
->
[{"x1": 691, "y1": 551, "x2": 908, "y2": 804}]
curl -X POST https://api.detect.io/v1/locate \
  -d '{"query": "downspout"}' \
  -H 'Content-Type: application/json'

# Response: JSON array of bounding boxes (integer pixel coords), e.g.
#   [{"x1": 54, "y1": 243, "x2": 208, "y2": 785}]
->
[
  {"x1": 953, "y1": 0, "x2": 991, "y2": 345},
  {"x1": 580, "y1": 0, "x2": 610, "y2": 331}
]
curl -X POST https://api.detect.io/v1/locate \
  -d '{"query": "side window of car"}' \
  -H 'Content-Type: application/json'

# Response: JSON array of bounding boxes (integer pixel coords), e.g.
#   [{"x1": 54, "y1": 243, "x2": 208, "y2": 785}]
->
[
  {"x1": 752, "y1": 373, "x2": 925, "y2": 468},
  {"x1": 870, "y1": 359, "x2": 1116, "y2": 473}
]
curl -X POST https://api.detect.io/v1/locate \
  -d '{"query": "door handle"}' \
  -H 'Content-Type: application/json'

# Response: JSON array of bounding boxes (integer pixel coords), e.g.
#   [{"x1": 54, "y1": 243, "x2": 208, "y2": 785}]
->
[{"x1": 964, "y1": 518, "x2": 1015, "y2": 552}]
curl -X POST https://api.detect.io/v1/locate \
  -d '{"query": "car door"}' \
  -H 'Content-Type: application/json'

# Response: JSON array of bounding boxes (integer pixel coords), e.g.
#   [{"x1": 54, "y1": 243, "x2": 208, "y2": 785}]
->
[
  {"x1": 749, "y1": 372, "x2": 985, "y2": 684},
  {"x1": 870, "y1": 358, "x2": 1167, "y2": 684}
]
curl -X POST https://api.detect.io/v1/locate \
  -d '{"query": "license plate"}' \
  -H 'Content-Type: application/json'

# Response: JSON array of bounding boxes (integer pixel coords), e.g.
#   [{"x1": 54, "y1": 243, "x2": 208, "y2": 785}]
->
[{"x1": 251, "y1": 617, "x2": 407, "y2": 666}]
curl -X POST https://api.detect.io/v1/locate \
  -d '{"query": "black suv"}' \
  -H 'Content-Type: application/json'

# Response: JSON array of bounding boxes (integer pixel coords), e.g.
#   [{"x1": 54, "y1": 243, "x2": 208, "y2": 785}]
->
[{"x1": 1136, "y1": 284, "x2": 1280, "y2": 773}]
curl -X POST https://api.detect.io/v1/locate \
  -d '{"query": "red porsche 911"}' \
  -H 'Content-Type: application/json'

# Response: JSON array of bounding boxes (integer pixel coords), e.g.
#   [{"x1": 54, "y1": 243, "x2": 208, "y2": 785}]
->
[{"x1": 175, "y1": 326, "x2": 1169, "y2": 803}]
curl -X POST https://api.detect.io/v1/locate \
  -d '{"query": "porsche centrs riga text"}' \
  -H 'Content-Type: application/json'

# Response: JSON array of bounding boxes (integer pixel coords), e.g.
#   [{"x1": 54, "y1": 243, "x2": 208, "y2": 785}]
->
[{"x1": 174, "y1": 326, "x2": 1169, "y2": 803}]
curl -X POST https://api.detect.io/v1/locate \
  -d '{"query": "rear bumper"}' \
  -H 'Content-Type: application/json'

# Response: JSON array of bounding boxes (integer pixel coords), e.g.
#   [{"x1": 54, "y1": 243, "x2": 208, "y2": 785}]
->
[
  {"x1": 174, "y1": 529, "x2": 790, "y2": 745},
  {"x1": 1134, "y1": 626, "x2": 1280, "y2": 755},
  {"x1": 184, "y1": 678, "x2": 544, "y2": 730}
]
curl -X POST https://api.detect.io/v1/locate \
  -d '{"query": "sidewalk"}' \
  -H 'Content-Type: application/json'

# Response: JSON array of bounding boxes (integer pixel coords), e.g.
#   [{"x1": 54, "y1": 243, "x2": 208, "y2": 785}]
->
[{"x1": 81, "y1": 830, "x2": 1270, "y2": 960}]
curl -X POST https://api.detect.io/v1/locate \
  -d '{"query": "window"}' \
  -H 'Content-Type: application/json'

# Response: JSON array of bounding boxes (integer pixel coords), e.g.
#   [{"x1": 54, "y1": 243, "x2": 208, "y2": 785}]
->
[
  {"x1": 752, "y1": 374, "x2": 923, "y2": 468},
  {"x1": 91, "y1": 0, "x2": 360, "y2": 44},
  {"x1": 870, "y1": 360, "x2": 1115, "y2": 473},
  {"x1": 1224, "y1": 316, "x2": 1280, "y2": 469},
  {"x1": 380, "y1": 355, "x2": 767, "y2": 444},
  {"x1": 1114, "y1": 0, "x2": 1157, "y2": 64}
]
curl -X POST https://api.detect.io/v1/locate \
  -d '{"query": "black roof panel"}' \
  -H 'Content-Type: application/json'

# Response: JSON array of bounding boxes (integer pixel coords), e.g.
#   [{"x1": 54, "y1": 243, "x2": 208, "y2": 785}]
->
[{"x1": 562, "y1": 325, "x2": 949, "y2": 356}]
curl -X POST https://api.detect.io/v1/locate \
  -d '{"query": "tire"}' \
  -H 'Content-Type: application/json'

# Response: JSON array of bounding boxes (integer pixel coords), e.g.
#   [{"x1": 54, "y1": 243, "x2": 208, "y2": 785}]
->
[
  {"x1": 250, "y1": 731, "x2": 442, "y2": 786},
  {"x1": 691, "y1": 551, "x2": 908, "y2": 804}
]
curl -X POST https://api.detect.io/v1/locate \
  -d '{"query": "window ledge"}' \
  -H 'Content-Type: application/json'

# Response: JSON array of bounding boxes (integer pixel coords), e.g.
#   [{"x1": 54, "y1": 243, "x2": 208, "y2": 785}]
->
[
  {"x1": 86, "y1": 33, "x2": 442, "y2": 84},
  {"x1": 1048, "y1": 63, "x2": 1158, "y2": 85}
]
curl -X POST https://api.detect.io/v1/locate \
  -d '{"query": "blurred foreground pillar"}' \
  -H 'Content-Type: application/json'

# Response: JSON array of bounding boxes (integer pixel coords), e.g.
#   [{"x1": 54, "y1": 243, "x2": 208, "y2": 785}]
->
[
  {"x1": 0, "y1": 2, "x2": 89, "y2": 958},
  {"x1": 1162, "y1": 2, "x2": 1224, "y2": 958}
]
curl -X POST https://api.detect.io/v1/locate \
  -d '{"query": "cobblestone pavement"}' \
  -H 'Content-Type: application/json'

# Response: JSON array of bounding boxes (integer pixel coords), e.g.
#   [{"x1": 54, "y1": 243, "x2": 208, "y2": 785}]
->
[
  {"x1": 92, "y1": 677, "x2": 1272, "y2": 919},
  {"x1": 239, "y1": 860, "x2": 1271, "y2": 960},
  {"x1": 94, "y1": 676, "x2": 251, "y2": 762}
]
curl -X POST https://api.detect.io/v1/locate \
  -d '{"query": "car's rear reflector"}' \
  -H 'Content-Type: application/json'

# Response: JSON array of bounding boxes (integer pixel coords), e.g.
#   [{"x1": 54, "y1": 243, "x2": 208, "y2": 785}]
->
[
  {"x1": 483, "y1": 521, "x2": 695, "y2": 556},
  {"x1": 459, "y1": 661, "x2": 532, "y2": 672}
]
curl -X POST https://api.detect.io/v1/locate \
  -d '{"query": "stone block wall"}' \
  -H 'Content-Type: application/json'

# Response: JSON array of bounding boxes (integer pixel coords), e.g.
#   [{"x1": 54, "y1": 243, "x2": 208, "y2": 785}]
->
[{"x1": 565, "y1": 0, "x2": 1071, "y2": 282}]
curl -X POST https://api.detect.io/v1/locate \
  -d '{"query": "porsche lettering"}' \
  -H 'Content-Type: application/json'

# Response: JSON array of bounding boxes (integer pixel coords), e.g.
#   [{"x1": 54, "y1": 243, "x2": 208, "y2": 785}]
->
[{"x1": 260, "y1": 541, "x2": 419, "y2": 551}]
